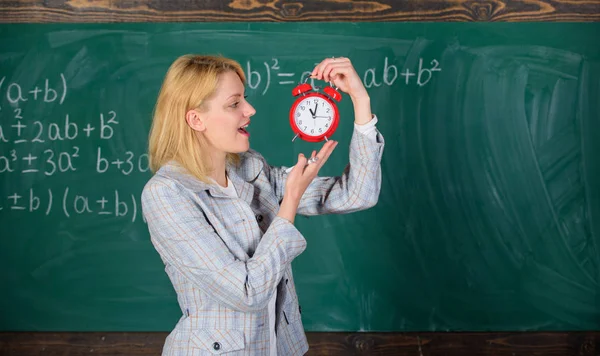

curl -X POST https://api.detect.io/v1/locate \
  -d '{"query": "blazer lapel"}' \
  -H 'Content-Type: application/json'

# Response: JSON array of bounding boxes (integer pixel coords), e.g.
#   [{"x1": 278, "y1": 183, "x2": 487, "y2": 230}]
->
[
  {"x1": 158, "y1": 162, "x2": 228, "y2": 198},
  {"x1": 227, "y1": 170, "x2": 254, "y2": 205},
  {"x1": 159, "y1": 154, "x2": 264, "y2": 202},
  {"x1": 157, "y1": 161, "x2": 251, "y2": 261},
  {"x1": 228, "y1": 151, "x2": 264, "y2": 205}
]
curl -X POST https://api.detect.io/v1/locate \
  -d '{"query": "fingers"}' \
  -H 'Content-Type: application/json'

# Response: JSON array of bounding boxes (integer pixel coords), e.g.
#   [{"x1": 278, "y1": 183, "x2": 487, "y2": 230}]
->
[
  {"x1": 322, "y1": 63, "x2": 347, "y2": 83},
  {"x1": 285, "y1": 153, "x2": 305, "y2": 174},
  {"x1": 320, "y1": 63, "x2": 349, "y2": 83},
  {"x1": 306, "y1": 150, "x2": 320, "y2": 166},
  {"x1": 294, "y1": 153, "x2": 307, "y2": 170},
  {"x1": 311, "y1": 57, "x2": 351, "y2": 82},
  {"x1": 289, "y1": 141, "x2": 338, "y2": 176},
  {"x1": 317, "y1": 140, "x2": 338, "y2": 164},
  {"x1": 310, "y1": 58, "x2": 333, "y2": 78},
  {"x1": 306, "y1": 140, "x2": 338, "y2": 171}
]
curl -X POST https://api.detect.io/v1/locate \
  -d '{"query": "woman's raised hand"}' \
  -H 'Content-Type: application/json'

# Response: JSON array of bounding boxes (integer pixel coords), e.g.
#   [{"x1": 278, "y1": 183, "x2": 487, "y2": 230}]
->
[
  {"x1": 277, "y1": 140, "x2": 338, "y2": 224},
  {"x1": 311, "y1": 57, "x2": 368, "y2": 100},
  {"x1": 284, "y1": 140, "x2": 338, "y2": 201}
]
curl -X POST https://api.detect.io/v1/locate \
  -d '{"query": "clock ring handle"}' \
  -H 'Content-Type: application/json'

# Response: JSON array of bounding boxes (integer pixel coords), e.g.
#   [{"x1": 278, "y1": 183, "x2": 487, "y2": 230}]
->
[
  {"x1": 302, "y1": 76, "x2": 338, "y2": 92},
  {"x1": 303, "y1": 76, "x2": 320, "y2": 91}
]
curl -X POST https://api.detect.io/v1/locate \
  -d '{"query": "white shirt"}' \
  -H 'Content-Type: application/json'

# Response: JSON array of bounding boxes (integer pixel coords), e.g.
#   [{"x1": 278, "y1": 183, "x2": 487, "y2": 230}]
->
[{"x1": 212, "y1": 116, "x2": 378, "y2": 355}]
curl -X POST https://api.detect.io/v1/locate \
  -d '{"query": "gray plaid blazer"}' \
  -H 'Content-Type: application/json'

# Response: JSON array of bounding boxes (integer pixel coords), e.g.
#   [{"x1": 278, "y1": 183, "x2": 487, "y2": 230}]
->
[{"x1": 141, "y1": 128, "x2": 384, "y2": 355}]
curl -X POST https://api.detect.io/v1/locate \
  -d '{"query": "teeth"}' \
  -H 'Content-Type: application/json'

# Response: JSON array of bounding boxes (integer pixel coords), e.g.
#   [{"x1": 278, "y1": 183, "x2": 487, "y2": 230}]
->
[{"x1": 240, "y1": 124, "x2": 249, "y2": 129}]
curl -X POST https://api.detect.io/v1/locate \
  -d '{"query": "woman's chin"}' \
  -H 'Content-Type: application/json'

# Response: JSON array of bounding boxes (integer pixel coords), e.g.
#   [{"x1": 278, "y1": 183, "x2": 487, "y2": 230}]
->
[{"x1": 234, "y1": 142, "x2": 250, "y2": 153}]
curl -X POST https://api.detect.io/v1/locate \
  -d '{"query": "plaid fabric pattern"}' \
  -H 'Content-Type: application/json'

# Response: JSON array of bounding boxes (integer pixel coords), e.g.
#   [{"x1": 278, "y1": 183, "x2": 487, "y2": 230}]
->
[{"x1": 141, "y1": 128, "x2": 384, "y2": 355}]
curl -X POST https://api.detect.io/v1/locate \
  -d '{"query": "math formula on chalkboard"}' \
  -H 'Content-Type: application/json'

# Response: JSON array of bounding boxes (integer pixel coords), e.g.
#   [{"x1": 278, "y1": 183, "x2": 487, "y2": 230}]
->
[{"x1": 245, "y1": 57, "x2": 442, "y2": 95}]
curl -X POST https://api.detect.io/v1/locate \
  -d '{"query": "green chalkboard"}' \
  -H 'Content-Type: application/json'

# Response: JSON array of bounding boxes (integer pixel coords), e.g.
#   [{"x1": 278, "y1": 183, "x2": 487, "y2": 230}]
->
[{"x1": 0, "y1": 22, "x2": 599, "y2": 332}]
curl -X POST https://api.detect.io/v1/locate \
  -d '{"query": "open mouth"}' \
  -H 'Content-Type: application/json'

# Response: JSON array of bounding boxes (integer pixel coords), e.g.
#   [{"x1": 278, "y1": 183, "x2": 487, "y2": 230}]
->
[{"x1": 238, "y1": 123, "x2": 250, "y2": 136}]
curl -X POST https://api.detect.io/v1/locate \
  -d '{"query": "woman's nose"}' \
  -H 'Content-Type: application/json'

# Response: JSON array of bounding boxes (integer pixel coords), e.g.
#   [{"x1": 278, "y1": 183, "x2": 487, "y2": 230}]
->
[{"x1": 245, "y1": 103, "x2": 256, "y2": 117}]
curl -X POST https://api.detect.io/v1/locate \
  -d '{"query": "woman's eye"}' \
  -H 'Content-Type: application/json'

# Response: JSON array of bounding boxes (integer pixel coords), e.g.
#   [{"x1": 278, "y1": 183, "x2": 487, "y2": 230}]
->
[{"x1": 231, "y1": 102, "x2": 239, "y2": 108}]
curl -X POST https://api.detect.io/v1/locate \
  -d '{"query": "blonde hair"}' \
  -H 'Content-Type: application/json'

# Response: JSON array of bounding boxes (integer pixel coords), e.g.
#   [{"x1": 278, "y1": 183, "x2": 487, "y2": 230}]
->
[{"x1": 148, "y1": 54, "x2": 245, "y2": 183}]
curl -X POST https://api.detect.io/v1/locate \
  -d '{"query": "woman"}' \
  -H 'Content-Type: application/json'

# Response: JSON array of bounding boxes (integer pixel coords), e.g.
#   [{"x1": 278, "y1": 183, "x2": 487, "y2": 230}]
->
[{"x1": 141, "y1": 55, "x2": 384, "y2": 355}]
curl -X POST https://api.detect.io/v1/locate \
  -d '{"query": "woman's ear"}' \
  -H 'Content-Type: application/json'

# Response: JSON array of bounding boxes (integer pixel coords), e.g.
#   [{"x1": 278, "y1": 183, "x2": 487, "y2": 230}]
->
[{"x1": 185, "y1": 109, "x2": 206, "y2": 132}]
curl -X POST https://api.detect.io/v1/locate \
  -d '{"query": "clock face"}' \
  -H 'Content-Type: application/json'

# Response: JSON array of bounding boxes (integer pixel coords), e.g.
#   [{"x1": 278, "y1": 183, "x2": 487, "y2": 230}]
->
[{"x1": 292, "y1": 95, "x2": 335, "y2": 137}]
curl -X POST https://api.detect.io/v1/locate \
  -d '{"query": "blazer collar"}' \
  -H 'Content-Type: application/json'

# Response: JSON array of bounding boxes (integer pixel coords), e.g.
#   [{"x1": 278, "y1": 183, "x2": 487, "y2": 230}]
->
[{"x1": 158, "y1": 151, "x2": 263, "y2": 205}]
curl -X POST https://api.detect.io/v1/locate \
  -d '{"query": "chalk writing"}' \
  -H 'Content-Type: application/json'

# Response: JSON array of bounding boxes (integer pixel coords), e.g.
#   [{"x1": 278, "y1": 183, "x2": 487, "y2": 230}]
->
[
  {"x1": 0, "y1": 110, "x2": 118, "y2": 144},
  {"x1": 0, "y1": 73, "x2": 147, "y2": 228},
  {"x1": 245, "y1": 57, "x2": 442, "y2": 95},
  {"x1": 0, "y1": 57, "x2": 441, "y2": 226},
  {"x1": 96, "y1": 147, "x2": 150, "y2": 175},
  {"x1": 0, "y1": 73, "x2": 67, "y2": 110},
  {"x1": 0, "y1": 188, "x2": 142, "y2": 223}
]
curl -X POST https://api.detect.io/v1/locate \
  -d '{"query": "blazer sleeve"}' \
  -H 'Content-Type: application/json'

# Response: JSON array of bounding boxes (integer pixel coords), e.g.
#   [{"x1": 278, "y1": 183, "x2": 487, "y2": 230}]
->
[
  {"x1": 141, "y1": 180, "x2": 307, "y2": 313},
  {"x1": 266, "y1": 127, "x2": 385, "y2": 216}
]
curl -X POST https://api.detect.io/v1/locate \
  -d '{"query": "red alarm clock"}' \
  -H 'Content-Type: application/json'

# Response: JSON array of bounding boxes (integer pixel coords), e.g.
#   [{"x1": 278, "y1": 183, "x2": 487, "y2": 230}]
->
[{"x1": 289, "y1": 80, "x2": 342, "y2": 142}]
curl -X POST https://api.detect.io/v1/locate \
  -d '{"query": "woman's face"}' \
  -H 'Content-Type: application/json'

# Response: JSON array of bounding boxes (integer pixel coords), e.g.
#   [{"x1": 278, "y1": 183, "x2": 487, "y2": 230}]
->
[{"x1": 197, "y1": 71, "x2": 256, "y2": 155}]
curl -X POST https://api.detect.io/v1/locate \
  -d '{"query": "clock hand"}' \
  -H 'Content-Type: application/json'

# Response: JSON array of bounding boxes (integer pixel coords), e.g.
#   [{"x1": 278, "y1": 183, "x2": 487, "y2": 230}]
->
[
  {"x1": 313, "y1": 102, "x2": 318, "y2": 116},
  {"x1": 309, "y1": 107, "x2": 315, "y2": 116}
]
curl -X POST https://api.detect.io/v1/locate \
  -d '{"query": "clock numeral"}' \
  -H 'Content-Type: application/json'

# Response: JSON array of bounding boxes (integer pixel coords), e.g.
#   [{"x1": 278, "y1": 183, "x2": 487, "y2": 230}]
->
[
  {"x1": 300, "y1": 106, "x2": 305, "y2": 110},
  {"x1": 328, "y1": 117, "x2": 332, "y2": 121},
  {"x1": 311, "y1": 129, "x2": 314, "y2": 134},
  {"x1": 303, "y1": 126, "x2": 307, "y2": 130},
  {"x1": 296, "y1": 113, "x2": 300, "y2": 117},
  {"x1": 319, "y1": 128, "x2": 322, "y2": 133},
  {"x1": 298, "y1": 120, "x2": 303, "y2": 125},
  {"x1": 326, "y1": 108, "x2": 330, "y2": 113},
  {"x1": 325, "y1": 123, "x2": 329, "y2": 127}
]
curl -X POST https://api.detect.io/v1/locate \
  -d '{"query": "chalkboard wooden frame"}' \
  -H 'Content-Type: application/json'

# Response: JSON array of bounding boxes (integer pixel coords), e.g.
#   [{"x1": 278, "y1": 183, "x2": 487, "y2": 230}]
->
[
  {"x1": 1, "y1": 331, "x2": 598, "y2": 355},
  {"x1": 1, "y1": 1, "x2": 599, "y2": 356},
  {"x1": 0, "y1": 0, "x2": 599, "y2": 22}
]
